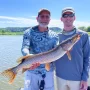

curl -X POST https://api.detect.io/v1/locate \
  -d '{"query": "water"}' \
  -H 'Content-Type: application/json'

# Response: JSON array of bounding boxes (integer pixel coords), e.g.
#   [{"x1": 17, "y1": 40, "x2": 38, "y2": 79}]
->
[
  {"x1": 0, "y1": 35, "x2": 24, "y2": 90},
  {"x1": 0, "y1": 36, "x2": 90, "y2": 90}
]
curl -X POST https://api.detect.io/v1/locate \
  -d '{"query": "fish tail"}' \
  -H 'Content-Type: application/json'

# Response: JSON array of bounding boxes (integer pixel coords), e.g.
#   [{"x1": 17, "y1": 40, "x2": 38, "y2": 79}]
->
[{"x1": 0, "y1": 67, "x2": 17, "y2": 84}]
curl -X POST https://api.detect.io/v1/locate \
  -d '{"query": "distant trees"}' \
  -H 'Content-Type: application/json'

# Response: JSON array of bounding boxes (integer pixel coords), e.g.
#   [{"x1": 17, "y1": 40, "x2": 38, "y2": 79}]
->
[
  {"x1": 0, "y1": 26, "x2": 90, "y2": 35},
  {"x1": 78, "y1": 26, "x2": 87, "y2": 31},
  {"x1": 0, "y1": 27, "x2": 62, "y2": 33},
  {"x1": 78, "y1": 26, "x2": 90, "y2": 32},
  {"x1": 0, "y1": 27, "x2": 30, "y2": 35},
  {"x1": 6, "y1": 27, "x2": 30, "y2": 32},
  {"x1": 87, "y1": 26, "x2": 90, "y2": 32},
  {"x1": 0, "y1": 27, "x2": 62, "y2": 35}
]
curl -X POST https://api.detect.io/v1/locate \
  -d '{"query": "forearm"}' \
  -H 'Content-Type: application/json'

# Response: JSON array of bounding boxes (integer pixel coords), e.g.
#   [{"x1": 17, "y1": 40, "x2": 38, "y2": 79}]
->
[
  {"x1": 81, "y1": 65, "x2": 89, "y2": 81},
  {"x1": 81, "y1": 55, "x2": 89, "y2": 81},
  {"x1": 21, "y1": 48, "x2": 30, "y2": 56},
  {"x1": 21, "y1": 29, "x2": 31, "y2": 56}
]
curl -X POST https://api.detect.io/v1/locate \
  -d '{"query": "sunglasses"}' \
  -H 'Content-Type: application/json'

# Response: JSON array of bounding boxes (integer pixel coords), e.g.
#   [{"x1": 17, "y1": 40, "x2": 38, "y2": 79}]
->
[
  {"x1": 39, "y1": 15, "x2": 50, "y2": 19},
  {"x1": 62, "y1": 13, "x2": 75, "y2": 18}
]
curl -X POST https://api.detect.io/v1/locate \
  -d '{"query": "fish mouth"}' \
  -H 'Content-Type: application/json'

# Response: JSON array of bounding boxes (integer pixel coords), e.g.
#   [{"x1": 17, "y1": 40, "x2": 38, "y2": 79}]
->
[
  {"x1": 60, "y1": 33, "x2": 82, "y2": 51},
  {"x1": 61, "y1": 33, "x2": 81, "y2": 45},
  {"x1": 72, "y1": 33, "x2": 82, "y2": 43}
]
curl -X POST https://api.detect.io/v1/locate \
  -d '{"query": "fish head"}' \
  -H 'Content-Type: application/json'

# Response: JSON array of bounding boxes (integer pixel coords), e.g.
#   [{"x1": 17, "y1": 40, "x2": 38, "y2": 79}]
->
[{"x1": 61, "y1": 33, "x2": 81, "y2": 51}]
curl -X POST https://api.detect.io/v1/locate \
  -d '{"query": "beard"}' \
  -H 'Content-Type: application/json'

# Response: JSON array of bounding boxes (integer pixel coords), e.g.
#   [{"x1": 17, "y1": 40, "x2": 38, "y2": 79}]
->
[{"x1": 39, "y1": 22, "x2": 49, "y2": 28}]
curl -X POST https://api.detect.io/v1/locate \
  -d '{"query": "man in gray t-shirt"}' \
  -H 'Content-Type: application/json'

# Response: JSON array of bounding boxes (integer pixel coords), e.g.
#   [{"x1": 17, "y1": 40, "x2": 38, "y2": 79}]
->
[{"x1": 55, "y1": 7, "x2": 89, "y2": 90}]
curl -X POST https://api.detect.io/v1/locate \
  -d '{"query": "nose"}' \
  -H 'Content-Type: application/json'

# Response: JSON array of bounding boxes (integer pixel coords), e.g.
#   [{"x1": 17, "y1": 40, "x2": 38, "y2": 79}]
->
[{"x1": 66, "y1": 16, "x2": 71, "y2": 19}]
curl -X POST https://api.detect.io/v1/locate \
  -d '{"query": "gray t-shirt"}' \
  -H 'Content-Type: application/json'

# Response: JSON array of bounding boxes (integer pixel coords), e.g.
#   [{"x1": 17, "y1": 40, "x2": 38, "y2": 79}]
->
[{"x1": 55, "y1": 28, "x2": 90, "y2": 81}]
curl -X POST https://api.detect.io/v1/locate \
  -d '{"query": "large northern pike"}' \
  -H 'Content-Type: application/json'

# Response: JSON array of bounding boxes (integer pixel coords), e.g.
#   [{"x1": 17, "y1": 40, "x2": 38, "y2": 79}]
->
[{"x1": 0, "y1": 33, "x2": 81, "y2": 84}]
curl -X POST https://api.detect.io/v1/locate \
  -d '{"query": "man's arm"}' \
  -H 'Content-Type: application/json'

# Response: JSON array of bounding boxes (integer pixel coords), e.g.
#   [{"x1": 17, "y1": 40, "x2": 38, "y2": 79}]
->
[
  {"x1": 21, "y1": 29, "x2": 40, "y2": 70},
  {"x1": 80, "y1": 33, "x2": 90, "y2": 90},
  {"x1": 21, "y1": 29, "x2": 31, "y2": 56},
  {"x1": 81, "y1": 33, "x2": 90, "y2": 81}
]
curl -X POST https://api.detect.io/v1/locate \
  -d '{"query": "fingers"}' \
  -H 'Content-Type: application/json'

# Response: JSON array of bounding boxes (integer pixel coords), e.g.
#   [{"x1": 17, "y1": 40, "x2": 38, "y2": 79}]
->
[
  {"x1": 80, "y1": 81, "x2": 88, "y2": 90},
  {"x1": 29, "y1": 63, "x2": 40, "y2": 70},
  {"x1": 80, "y1": 83, "x2": 84, "y2": 90},
  {"x1": 36, "y1": 62, "x2": 40, "y2": 66}
]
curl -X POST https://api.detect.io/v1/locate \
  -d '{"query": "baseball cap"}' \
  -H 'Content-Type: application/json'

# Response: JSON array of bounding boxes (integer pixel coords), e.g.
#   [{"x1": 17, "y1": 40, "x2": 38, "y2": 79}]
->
[
  {"x1": 38, "y1": 8, "x2": 51, "y2": 16},
  {"x1": 62, "y1": 7, "x2": 75, "y2": 15}
]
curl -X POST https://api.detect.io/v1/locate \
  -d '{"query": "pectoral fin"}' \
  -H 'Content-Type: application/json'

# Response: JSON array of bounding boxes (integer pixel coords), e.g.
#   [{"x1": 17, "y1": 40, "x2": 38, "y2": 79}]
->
[
  {"x1": 17, "y1": 55, "x2": 33, "y2": 64},
  {"x1": 45, "y1": 63, "x2": 50, "y2": 71},
  {"x1": 66, "y1": 51, "x2": 71, "y2": 60},
  {"x1": 22, "y1": 68, "x2": 29, "y2": 73}
]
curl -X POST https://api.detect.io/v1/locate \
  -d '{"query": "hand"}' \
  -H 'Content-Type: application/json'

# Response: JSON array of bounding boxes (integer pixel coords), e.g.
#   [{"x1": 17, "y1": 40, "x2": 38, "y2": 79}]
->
[
  {"x1": 29, "y1": 63, "x2": 40, "y2": 70},
  {"x1": 27, "y1": 54, "x2": 34, "y2": 56},
  {"x1": 80, "y1": 81, "x2": 88, "y2": 90}
]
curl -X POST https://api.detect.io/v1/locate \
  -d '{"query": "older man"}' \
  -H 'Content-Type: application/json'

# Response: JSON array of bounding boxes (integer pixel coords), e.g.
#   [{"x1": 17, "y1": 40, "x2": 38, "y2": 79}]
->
[{"x1": 21, "y1": 8, "x2": 58, "y2": 90}]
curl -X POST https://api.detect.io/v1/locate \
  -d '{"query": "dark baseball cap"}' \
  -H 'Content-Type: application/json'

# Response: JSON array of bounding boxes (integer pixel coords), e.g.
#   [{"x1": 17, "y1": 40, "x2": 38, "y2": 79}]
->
[
  {"x1": 62, "y1": 7, "x2": 75, "y2": 15},
  {"x1": 38, "y1": 8, "x2": 51, "y2": 16}
]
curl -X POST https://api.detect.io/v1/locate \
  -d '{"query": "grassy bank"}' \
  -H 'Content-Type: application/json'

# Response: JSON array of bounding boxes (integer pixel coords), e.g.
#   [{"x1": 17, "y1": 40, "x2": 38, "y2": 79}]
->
[
  {"x1": 87, "y1": 32, "x2": 90, "y2": 36},
  {"x1": 0, "y1": 31, "x2": 90, "y2": 36},
  {"x1": 0, "y1": 32, "x2": 23, "y2": 35}
]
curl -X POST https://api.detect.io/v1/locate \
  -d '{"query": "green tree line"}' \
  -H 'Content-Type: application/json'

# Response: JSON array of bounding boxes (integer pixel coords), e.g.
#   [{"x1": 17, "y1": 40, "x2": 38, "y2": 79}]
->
[
  {"x1": 0, "y1": 26, "x2": 90, "y2": 35},
  {"x1": 0, "y1": 27, "x2": 62, "y2": 35},
  {"x1": 78, "y1": 26, "x2": 90, "y2": 32}
]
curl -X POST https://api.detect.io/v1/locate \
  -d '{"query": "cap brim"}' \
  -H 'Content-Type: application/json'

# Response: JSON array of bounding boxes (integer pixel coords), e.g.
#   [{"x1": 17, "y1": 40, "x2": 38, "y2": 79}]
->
[
  {"x1": 38, "y1": 10, "x2": 50, "y2": 16},
  {"x1": 62, "y1": 10, "x2": 74, "y2": 14}
]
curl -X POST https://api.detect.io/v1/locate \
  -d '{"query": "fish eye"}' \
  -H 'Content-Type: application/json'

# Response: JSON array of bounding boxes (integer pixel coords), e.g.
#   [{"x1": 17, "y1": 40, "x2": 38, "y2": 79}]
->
[
  {"x1": 70, "y1": 39, "x2": 72, "y2": 42},
  {"x1": 67, "y1": 40, "x2": 72, "y2": 44}
]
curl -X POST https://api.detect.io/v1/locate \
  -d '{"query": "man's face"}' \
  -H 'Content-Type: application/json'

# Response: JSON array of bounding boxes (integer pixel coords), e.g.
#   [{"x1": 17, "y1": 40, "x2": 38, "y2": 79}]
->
[
  {"x1": 61, "y1": 12, "x2": 75, "y2": 27},
  {"x1": 37, "y1": 11, "x2": 50, "y2": 28}
]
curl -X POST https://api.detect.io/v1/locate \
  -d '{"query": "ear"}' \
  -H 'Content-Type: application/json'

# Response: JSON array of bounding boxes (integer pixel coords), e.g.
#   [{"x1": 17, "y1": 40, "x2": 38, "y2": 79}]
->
[
  {"x1": 74, "y1": 16, "x2": 76, "y2": 20},
  {"x1": 49, "y1": 18, "x2": 51, "y2": 22},
  {"x1": 36, "y1": 17, "x2": 39, "y2": 22},
  {"x1": 61, "y1": 17, "x2": 63, "y2": 21}
]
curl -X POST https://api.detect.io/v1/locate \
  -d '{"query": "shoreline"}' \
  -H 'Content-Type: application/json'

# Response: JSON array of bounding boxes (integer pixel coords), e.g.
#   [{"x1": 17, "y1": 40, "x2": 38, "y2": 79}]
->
[{"x1": 0, "y1": 32, "x2": 90, "y2": 36}]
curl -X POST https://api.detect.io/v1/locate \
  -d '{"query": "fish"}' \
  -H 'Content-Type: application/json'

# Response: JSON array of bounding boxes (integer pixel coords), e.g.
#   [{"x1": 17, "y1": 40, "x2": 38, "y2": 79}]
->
[{"x1": 0, "y1": 33, "x2": 81, "y2": 84}]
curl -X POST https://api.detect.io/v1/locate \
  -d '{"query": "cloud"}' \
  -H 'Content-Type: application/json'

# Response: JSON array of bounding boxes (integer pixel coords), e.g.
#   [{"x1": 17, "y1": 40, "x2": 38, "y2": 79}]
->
[
  {"x1": 0, "y1": 16, "x2": 37, "y2": 27},
  {"x1": 0, "y1": 16, "x2": 90, "y2": 28},
  {"x1": 49, "y1": 19, "x2": 63, "y2": 28},
  {"x1": 31, "y1": 16, "x2": 37, "y2": 18},
  {"x1": 74, "y1": 21, "x2": 90, "y2": 28}
]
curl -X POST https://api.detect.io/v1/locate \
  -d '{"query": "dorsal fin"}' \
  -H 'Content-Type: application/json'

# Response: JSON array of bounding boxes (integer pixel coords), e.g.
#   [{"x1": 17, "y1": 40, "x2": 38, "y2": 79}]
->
[
  {"x1": 45, "y1": 63, "x2": 50, "y2": 71},
  {"x1": 17, "y1": 55, "x2": 34, "y2": 63},
  {"x1": 66, "y1": 51, "x2": 71, "y2": 60}
]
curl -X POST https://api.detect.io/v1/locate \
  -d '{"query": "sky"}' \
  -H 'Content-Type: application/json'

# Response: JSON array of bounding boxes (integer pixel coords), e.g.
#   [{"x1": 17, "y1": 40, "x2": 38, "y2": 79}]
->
[{"x1": 0, "y1": 0, "x2": 90, "y2": 28}]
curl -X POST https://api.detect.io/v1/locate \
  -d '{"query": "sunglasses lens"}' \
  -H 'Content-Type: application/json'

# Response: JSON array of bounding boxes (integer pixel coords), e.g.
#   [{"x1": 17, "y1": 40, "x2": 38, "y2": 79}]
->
[
  {"x1": 62, "y1": 13, "x2": 74, "y2": 18},
  {"x1": 69, "y1": 14, "x2": 74, "y2": 17},
  {"x1": 62, "y1": 14, "x2": 68, "y2": 18}
]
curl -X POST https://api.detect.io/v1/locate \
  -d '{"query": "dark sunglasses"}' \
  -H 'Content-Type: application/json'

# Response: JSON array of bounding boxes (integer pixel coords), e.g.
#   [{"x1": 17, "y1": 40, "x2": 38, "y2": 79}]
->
[
  {"x1": 62, "y1": 13, "x2": 75, "y2": 18},
  {"x1": 39, "y1": 15, "x2": 50, "y2": 19}
]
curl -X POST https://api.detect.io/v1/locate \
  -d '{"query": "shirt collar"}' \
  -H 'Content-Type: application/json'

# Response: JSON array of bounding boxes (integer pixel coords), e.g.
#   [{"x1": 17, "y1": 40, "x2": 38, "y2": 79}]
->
[
  {"x1": 32, "y1": 25, "x2": 49, "y2": 33},
  {"x1": 62, "y1": 27, "x2": 76, "y2": 35}
]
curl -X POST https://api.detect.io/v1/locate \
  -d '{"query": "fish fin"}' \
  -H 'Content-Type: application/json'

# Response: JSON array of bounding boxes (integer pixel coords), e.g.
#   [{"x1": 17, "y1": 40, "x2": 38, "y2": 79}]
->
[
  {"x1": 45, "y1": 63, "x2": 50, "y2": 71},
  {"x1": 22, "y1": 68, "x2": 29, "y2": 73},
  {"x1": 17, "y1": 55, "x2": 33, "y2": 63},
  {"x1": 0, "y1": 67, "x2": 17, "y2": 84},
  {"x1": 70, "y1": 48, "x2": 72, "y2": 51},
  {"x1": 66, "y1": 51, "x2": 71, "y2": 60}
]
